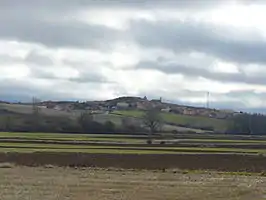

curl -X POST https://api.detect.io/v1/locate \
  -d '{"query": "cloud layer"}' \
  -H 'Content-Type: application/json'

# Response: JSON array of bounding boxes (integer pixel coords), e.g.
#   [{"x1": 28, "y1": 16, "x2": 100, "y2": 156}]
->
[{"x1": 1, "y1": 0, "x2": 266, "y2": 111}]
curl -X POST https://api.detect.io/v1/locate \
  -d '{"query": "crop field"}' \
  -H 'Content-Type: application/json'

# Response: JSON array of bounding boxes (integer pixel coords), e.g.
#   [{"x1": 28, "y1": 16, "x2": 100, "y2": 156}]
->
[
  {"x1": 0, "y1": 132, "x2": 266, "y2": 172},
  {"x1": 1, "y1": 166, "x2": 266, "y2": 200},
  {"x1": 1, "y1": 132, "x2": 266, "y2": 199},
  {"x1": 1, "y1": 132, "x2": 266, "y2": 154}
]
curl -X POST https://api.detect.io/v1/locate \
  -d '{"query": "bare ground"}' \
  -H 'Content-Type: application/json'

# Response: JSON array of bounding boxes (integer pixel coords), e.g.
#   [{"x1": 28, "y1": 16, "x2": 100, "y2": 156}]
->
[
  {"x1": 0, "y1": 166, "x2": 266, "y2": 200},
  {"x1": 1, "y1": 152, "x2": 266, "y2": 172}
]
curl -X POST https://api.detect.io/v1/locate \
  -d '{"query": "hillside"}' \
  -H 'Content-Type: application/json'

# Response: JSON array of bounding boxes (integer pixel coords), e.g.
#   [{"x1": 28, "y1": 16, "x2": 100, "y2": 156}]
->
[
  {"x1": 112, "y1": 110, "x2": 229, "y2": 132},
  {"x1": 0, "y1": 97, "x2": 231, "y2": 133}
]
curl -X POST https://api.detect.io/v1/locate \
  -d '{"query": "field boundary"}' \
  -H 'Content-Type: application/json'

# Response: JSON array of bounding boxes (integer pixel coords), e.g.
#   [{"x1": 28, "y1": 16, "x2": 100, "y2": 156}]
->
[{"x1": 1, "y1": 152, "x2": 266, "y2": 172}]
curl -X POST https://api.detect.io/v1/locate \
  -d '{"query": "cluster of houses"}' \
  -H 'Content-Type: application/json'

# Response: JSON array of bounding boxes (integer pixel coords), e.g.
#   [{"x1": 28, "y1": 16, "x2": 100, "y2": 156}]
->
[{"x1": 39, "y1": 96, "x2": 241, "y2": 119}]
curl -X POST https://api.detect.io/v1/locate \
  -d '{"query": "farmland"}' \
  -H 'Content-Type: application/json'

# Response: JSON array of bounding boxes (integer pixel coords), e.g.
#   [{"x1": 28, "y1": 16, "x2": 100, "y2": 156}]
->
[
  {"x1": 2, "y1": 167, "x2": 266, "y2": 200},
  {"x1": 1, "y1": 132, "x2": 266, "y2": 200},
  {"x1": 1, "y1": 132, "x2": 266, "y2": 171}
]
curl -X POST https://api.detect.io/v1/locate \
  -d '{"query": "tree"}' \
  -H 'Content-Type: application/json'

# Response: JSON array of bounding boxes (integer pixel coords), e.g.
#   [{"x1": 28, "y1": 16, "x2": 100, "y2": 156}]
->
[
  {"x1": 2, "y1": 115, "x2": 13, "y2": 131},
  {"x1": 104, "y1": 121, "x2": 116, "y2": 133},
  {"x1": 143, "y1": 109, "x2": 162, "y2": 140},
  {"x1": 122, "y1": 118, "x2": 135, "y2": 133},
  {"x1": 32, "y1": 97, "x2": 41, "y2": 115},
  {"x1": 31, "y1": 97, "x2": 43, "y2": 131},
  {"x1": 78, "y1": 111, "x2": 94, "y2": 132},
  {"x1": 227, "y1": 113, "x2": 266, "y2": 135}
]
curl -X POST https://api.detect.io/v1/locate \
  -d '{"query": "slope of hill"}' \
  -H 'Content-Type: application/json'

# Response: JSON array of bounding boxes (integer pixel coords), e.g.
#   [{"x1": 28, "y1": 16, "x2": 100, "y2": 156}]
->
[
  {"x1": 0, "y1": 95, "x2": 233, "y2": 133},
  {"x1": 113, "y1": 110, "x2": 228, "y2": 132}
]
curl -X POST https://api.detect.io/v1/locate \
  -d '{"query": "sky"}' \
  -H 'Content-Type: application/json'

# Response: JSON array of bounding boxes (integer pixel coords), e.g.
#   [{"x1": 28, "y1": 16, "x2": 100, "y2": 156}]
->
[{"x1": 1, "y1": 0, "x2": 266, "y2": 112}]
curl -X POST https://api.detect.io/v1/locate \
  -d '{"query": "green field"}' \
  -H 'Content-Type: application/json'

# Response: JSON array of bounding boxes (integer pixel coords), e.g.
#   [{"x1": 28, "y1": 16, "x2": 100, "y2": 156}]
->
[
  {"x1": 0, "y1": 141, "x2": 265, "y2": 154},
  {"x1": 0, "y1": 132, "x2": 142, "y2": 143},
  {"x1": 113, "y1": 110, "x2": 229, "y2": 131},
  {"x1": 0, "y1": 132, "x2": 266, "y2": 155}
]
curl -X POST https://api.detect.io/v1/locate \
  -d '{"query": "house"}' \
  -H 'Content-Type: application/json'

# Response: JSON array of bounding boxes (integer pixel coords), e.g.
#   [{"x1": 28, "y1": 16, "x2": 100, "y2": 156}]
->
[
  {"x1": 116, "y1": 102, "x2": 130, "y2": 109},
  {"x1": 170, "y1": 108, "x2": 182, "y2": 114},
  {"x1": 54, "y1": 105, "x2": 64, "y2": 111},
  {"x1": 183, "y1": 109, "x2": 196, "y2": 115},
  {"x1": 91, "y1": 110, "x2": 106, "y2": 114},
  {"x1": 161, "y1": 107, "x2": 171, "y2": 112},
  {"x1": 216, "y1": 112, "x2": 229, "y2": 119},
  {"x1": 209, "y1": 112, "x2": 217, "y2": 118},
  {"x1": 136, "y1": 101, "x2": 150, "y2": 110}
]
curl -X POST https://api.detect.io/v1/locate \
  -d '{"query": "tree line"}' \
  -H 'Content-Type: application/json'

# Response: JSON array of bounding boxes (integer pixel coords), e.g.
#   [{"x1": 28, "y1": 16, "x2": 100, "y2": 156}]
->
[{"x1": 227, "y1": 113, "x2": 266, "y2": 135}]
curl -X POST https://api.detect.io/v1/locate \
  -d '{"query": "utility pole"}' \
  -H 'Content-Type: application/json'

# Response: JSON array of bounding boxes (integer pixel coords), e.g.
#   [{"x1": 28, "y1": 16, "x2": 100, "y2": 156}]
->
[{"x1": 206, "y1": 92, "x2": 210, "y2": 109}]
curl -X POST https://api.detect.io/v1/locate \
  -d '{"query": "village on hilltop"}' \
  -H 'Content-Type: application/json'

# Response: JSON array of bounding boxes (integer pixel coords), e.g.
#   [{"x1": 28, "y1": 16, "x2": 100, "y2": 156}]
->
[{"x1": 35, "y1": 96, "x2": 242, "y2": 120}]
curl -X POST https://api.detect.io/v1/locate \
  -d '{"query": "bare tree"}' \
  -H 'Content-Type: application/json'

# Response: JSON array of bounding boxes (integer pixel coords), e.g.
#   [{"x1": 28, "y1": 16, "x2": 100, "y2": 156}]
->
[
  {"x1": 32, "y1": 97, "x2": 41, "y2": 115},
  {"x1": 31, "y1": 97, "x2": 42, "y2": 130},
  {"x1": 143, "y1": 109, "x2": 162, "y2": 142},
  {"x1": 78, "y1": 111, "x2": 94, "y2": 132},
  {"x1": 3, "y1": 116, "x2": 13, "y2": 131}
]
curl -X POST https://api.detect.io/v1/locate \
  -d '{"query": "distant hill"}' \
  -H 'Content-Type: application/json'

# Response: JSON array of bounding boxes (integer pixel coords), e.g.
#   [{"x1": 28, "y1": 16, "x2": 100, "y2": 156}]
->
[{"x1": 0, "y1": 96, "x2": 239, "y2": 133}]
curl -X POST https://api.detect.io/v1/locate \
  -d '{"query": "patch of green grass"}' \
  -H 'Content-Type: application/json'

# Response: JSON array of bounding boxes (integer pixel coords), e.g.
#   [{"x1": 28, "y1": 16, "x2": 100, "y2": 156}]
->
[
  {"x1": 0, "y1": 147, "x2": 262, "y2": 155},
  {"x1": 0, "y1": 132, "x2": 125, "y2": 138},
  {"x1": 113, "y1": 110, "x2": 144, "y2": 118},
  {"x1": 113, "y1": 110, "x2": 228, "y2": 131},
  {"x1": 0, "y1": 142, "x2": 264, "y2": 154},
  {"x1": 0, "y1": 147, "x2": 181, "y2": 154},
  {"x1": 180, "y1": 139, "x2": 266, "y2": 144},
  {"x1": 0, "y1": 136, "x2": 142, "y2": 143},
  {"x1": 0, "y1": 132, "x2": 143, "y2": 141}
]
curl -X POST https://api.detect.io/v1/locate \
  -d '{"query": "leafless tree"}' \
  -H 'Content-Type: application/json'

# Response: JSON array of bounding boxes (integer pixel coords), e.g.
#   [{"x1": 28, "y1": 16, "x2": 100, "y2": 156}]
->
[
  {"x1": 78, "y1": 111, "x2": 94, "y2": 131},
  {"x1": 2, "y1": 116, "x2": 13, "y2": 131},
  {"x1": 31, "y1": 97, "x2": 42, "y2": 130},
  {"x1": 143, "y1": 109, "x2": 162, "y2": 141},
  {"x1": 32, "y1": 97, "x2": 41, "y2": 115}
]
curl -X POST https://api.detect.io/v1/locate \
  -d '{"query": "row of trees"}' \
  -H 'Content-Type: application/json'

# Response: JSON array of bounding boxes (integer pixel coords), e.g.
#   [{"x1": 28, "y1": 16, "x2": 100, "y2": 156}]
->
[
  {"x1": 0, "y1": 107, "x2": 162, "y2": 135},
  {"x1": 227, "y1": 113, "x2": 266, "y2": 135}
]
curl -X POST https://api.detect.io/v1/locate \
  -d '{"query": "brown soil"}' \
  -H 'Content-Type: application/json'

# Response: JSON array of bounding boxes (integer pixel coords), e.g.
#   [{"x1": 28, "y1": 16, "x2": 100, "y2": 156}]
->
[
  {"x1": 1, "y1": 152, "x2": 266, "y2": 172},
  {"x1": 1, "y1": 138, "x2": 266, "y2": 149}
]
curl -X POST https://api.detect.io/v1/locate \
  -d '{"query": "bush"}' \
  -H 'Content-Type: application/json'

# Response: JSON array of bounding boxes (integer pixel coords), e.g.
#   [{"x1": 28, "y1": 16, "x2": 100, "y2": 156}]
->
[
  {"x1": 104, "y1": 121, "x2": 116, "y2": 133},
  {"x1": 160, "y1": 141, "x2": 166, "y2": 145},
  {"x1": 146, "y1": 139, "x2": 152, "y2": 145},
  {"x1": 172, "y1": 130, "x2": 178, "y2": 134}
]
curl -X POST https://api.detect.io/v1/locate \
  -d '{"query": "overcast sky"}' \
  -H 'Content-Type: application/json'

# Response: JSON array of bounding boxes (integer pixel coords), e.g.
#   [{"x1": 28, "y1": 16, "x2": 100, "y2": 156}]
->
[{"x1": 1, "y1": 0, "x2": 266, "y2": 111}]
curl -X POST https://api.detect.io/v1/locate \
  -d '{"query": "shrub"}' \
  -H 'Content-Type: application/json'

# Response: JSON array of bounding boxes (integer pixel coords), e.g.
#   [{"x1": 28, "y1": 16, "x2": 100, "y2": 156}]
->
[
  {"x1": 146, "y1": 139, "x2": 152, "y2": 145},
  {"x1": 172, "y1": 130, "x2": 178, "y2": 134},
  {"x1": 160, "y1": 141, "x2": 166, "y2": 145}
]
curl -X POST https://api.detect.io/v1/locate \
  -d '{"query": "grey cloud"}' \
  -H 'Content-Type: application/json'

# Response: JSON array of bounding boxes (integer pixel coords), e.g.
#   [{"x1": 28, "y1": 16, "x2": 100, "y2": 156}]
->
[
  {"x1": 29, "y1": 67, "x2": 110, "y2": 84},
  {"x1": 137, "y1": 61, "x2": 266, "y2": 85},
  {"x1": 29, "y1": 68, "x2": 57, "y2": 80},
  {"x1": 0, "y1": 17, "x2": 122, "y2": 49},
  {"x1": 0, "y1": 51, "x2": 53, "y2": 66},
  {"x1": 69, "y1": 73, "x2": 111, "y2": 84},
  {"x1": 0, "y1": 0, "x2": 235, "y2": 10},
  {"x1": 0, "y1": 2, "x2": 124, "y2": 49},
  {"x1": 0, "y1": 78, "x2": 110, "y2": 102},
  {"x1": 130, "y1": 20, "x2": 266, "y2": 65},
  {"x1": 0, "y1": 55, "x2": 22, "y2": 64},
  {"x1": 25, "y1": 51, "x2": 54, "y2": 66},
  {"x1": 62, "y1": 60, "x2": 112, "y2": 84}
]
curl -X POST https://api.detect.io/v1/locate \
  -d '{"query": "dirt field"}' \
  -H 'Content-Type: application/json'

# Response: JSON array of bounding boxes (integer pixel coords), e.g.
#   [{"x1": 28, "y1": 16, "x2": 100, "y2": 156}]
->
[
  {"x1": 1, "y1": 152, "x2": 266, "y2": 172},
  {"x1": 1, "y1": 166, "x2": 266, "y2": 200}
]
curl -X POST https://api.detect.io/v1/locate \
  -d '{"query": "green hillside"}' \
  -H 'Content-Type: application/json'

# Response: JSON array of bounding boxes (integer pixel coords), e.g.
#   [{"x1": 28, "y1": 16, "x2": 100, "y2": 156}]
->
[{"x1": 113, "y1": 110, "x2": 229, "y2": 132}]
